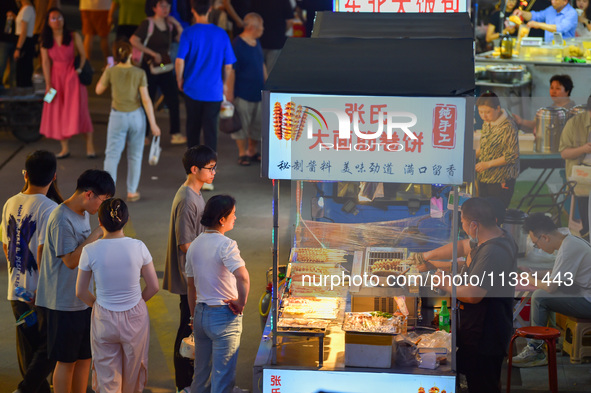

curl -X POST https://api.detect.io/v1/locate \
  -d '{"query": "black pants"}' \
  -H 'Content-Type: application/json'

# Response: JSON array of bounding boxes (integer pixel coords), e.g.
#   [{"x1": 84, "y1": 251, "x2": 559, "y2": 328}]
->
[
  {"x1": 478, "y1": 178, "x2": 516, "y2": 209},
  {"x1": 146, "y1": 69, "x2": 180, "y2": 136},
  {"x1": 457, "y1": 346, "x2": 504, "y2": 393},
  {"x1": 11, "y1": 302, "x2": 55, "y2": 393},
  {"x1": 184, "y1": 97, "x2": 220, "y2": 151},
  {"x1": 16, "y1": 38, "x2": 35, "y2": 87},
  {"x1": 576, "y1": 196, "x2": 589, "y2": 235},
  {"x1": 174, "y1": 294, "x2": 193, "y2": 390}
]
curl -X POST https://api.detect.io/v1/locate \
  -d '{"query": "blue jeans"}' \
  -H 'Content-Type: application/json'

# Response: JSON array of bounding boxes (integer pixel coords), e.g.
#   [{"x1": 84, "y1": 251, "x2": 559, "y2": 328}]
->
[
  {"x1": 103, "y1": 108, "x2": 146, "y2": 194},
  {"x1": 191, "y1": 303, "x2": 242, "y2": 393},
  {"x1": 529, "y1": 289, "x2": 591, "y2": 346}
]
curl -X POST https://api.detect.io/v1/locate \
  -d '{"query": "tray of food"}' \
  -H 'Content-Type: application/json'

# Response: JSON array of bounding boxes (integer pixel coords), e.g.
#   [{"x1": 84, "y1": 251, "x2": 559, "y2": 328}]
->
[
  {"x1": 365, "y1": 247, "x2": 413, "y2": 277},
  {"x1": 278, "y1": 317, "x2": 330, "y2": 331},
  {"x1": 342, "y1": 311, "x2": 407, "y2": 334},
  {"x1": 290, "y1": 247, "x2": 347, "y2": 264},
  {"x1": 288, "y1": 283, "x2": 348, "y2": 298},
  {"x1": 280, "y1": 296, "x2": 341, "y2": 319}
]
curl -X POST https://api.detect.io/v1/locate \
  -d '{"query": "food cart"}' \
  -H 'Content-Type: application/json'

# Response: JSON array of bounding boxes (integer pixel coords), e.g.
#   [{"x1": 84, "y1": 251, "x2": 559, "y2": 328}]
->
[{"x1": 253, "y1": 12, "x2": 475, "y2": 393}]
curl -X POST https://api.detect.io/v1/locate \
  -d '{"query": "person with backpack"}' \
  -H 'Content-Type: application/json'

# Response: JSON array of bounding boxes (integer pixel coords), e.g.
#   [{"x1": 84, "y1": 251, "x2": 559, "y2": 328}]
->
[{"x1": 130, "y1": 0, "x2": 186, "y2": 145}]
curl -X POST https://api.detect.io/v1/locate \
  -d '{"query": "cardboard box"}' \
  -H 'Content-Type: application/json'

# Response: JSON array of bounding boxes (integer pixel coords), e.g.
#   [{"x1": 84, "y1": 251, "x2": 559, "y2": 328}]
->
[
  {"x1": 344, "y1": 332, "x2": 394, "y2": 368},
  {"x1": 519, "y1": 134, "x2": 535, "y2": 152},
  {"x1": 570, "y1": 165, "x2": 591, "y2": 196}
]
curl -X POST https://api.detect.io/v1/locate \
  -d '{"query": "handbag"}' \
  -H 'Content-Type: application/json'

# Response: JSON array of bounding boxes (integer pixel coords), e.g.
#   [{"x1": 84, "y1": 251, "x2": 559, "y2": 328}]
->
[
  {"x1": 74, "y1": 56, "x2": 93, "y2": 86},
  {"x1": 148, "y1": 136, "x2": 161, "y2": 166},
  {"x1": 149, "y1": 53, "x2": 174, "y2": 75},
  {"x1": 219, "y1": 99, "x2": 242, "y2": 134}
]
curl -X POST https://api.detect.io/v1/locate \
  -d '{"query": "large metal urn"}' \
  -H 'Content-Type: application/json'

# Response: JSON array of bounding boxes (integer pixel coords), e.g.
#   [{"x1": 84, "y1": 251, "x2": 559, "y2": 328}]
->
[
  {"x1": 534, "y1": 107, "x2": 568, "y2": 153},
  {"x1": 568, "y1": 105, "x2": 588, "y2": 121},
  {"x1": 502, "y1": 209, "x2": 528, "y2": 257}
]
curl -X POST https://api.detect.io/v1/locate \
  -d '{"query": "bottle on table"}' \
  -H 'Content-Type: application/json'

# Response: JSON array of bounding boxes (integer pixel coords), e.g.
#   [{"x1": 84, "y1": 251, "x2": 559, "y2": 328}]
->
[{"x1": 439, "y1": 300, "x2": 450, "y2": 332}]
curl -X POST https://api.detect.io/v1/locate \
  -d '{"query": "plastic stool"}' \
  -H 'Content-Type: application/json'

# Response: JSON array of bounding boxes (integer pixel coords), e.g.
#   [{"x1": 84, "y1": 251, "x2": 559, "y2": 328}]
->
[
  {"x1": 507, "y1": 326, "x2": 561, "y2": 393},
  {"x1": 562, "y1": 317, "x2": 591, "y2": 364}
]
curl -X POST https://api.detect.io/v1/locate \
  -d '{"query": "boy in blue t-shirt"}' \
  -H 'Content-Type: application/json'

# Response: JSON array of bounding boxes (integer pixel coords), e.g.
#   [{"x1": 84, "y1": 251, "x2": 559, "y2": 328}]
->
[{"x1": 175, "y1": 0, "x2": 236, "y2": 168}]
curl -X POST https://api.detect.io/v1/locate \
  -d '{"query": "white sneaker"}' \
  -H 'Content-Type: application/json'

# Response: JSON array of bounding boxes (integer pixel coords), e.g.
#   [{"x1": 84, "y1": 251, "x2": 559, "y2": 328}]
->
[
  {"x1": 171, "y1": 134, "x2": 187, "y2": 145},
  {"x1": 202, "y1": 183, "x2": 214, "y2": 191},
  {"x1": 511, "y1": 344, "x2": 547, "y2": 367}
]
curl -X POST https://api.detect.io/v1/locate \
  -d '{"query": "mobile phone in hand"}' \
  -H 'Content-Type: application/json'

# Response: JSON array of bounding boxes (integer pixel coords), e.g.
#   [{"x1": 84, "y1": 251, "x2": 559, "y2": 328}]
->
[
  {"x1": 107, "y1": 56, "x2": 114, "y2": 68},
  {"x1": 44, "y1": 88, "x2": 57, "y2": 103}
]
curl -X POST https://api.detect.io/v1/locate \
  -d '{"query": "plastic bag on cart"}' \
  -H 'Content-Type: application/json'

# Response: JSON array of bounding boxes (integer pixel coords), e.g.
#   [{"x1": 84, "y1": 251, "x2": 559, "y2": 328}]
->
[
  {"x1": 417, "y1": 330, "x2": 452, "y2": 354},
  {"x1": 417, "y1": 330, "x2": 451, "y2": 367},
  {"x1": 394, "y1": 333, "x2": 420, "y2": 367}
]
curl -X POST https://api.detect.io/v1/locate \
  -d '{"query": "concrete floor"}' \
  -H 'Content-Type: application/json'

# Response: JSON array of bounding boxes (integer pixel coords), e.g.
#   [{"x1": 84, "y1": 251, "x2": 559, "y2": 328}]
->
[{"x1": 1, "y1": 5, "x2": 591, "y2": 391}]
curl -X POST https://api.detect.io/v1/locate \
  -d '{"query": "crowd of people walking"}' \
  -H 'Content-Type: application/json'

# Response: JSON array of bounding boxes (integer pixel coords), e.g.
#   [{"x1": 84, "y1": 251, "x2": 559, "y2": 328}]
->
[{"x1": 0, "y1": 0, "x2": 308, "y2": 391}]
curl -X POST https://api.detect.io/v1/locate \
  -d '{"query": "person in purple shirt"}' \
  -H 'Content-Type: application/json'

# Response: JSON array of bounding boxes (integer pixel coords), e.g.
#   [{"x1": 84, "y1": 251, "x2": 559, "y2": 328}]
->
[
  {"x1": 175, "y1": 0, "x2": 236, "y2": 168},
  {"x1": 514, "y1": 0, "x2": 578, "y2": 42}
]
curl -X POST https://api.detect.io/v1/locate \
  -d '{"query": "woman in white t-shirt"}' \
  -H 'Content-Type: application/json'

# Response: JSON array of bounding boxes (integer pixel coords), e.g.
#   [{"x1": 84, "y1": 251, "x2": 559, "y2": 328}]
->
[
  {"x1": 186, "y1": 195, "x2": 250, "y2": 393},
  {"x1": 76, "y1": 198, "x2": 159, "y2": 393},
  {"x1": 14, "y1": 0, "x2": 35, "y2": 87}
]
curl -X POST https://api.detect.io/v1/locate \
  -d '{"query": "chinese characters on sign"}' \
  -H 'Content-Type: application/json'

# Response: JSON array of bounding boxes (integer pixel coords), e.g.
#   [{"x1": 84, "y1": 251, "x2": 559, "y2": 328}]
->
[
  {"x1": 263, "y1": 369, "x2": 456, "y2": 393},
  {"x1": 336, "y1": 0, "x2": 465, "y2": 13},
  {"x1": 432, "y1": 104, "x2": 457, "y2": 149},
  {"x1": 270, "y1": 374, "x2": 281, "y2": 393},
  {"x1": 278, "y1": 160, "x2": 456, "y2": 178},
  {"x1": 267, "y1": 94, "x2": 467, "y2": 184}
]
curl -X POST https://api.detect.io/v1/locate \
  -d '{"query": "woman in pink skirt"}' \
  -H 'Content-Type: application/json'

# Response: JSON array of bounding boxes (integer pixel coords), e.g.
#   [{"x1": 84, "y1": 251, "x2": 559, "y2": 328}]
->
[
  {"x1": 76, "y1": 198, "x2": 159, "y2": 392},
  {"x1": 39, "y1": 8, "x2": 95, "y2": 159}
]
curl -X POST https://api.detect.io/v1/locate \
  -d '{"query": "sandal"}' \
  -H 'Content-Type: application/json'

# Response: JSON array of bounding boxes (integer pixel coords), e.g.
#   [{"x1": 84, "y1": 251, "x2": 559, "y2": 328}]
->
[
  {"x1": 127, "y1": 193, "x2": 141, "y2": 202},
  {"x1": 238, "y1": 156, "x2": 251, "y2": 166},
  {"x1": 248, "y1": 152, "x2": 261, "y2": 162}
]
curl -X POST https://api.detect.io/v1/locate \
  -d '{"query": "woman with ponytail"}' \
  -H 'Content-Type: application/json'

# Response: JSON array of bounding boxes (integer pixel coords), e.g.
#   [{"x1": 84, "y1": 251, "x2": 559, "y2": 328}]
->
[
  {"x1": 96, "y1": 40, "x2": 161, "y2": 202},
  {"x1": 76, "y1": 198, "x2": 159, "y2": 392}
]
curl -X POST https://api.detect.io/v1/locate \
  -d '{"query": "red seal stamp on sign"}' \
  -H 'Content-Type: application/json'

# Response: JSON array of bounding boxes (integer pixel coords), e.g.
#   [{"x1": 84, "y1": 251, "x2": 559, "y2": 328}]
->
[{"x1": 432, "y1": 104, "x2": 457, "y2": 149}]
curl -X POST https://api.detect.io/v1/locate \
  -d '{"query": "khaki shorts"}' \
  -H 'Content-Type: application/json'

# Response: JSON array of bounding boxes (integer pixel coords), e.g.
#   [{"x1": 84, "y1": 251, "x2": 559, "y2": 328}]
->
[
  {"x1": 81, "y1": 10, "x2": 110, "y2": 37},
  {"x1": 231, "y1": 97, "x2": 262, "y2": 141}
]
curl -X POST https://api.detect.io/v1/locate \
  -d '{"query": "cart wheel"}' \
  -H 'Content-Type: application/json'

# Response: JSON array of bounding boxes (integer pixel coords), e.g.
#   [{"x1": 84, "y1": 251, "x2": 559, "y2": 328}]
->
[{"x1": 12, "y1": 126, "x2": 42, "y2": 143}]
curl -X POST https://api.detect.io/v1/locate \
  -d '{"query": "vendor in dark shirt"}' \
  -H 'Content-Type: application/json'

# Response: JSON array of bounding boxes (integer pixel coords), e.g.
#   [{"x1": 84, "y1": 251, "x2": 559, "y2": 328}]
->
[
  {"x1": 486, "y1": 0, "x2": 519, "y2": 43},
  {"x1": 433, "y1": 197, "x2": 517, "y2": 393}
]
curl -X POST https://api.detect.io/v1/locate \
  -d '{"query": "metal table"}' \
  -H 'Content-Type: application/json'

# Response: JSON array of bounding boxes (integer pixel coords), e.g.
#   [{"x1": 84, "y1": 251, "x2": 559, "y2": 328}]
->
[{"x1": 517, "y1": 152, "x2": 564, "y2": 209}]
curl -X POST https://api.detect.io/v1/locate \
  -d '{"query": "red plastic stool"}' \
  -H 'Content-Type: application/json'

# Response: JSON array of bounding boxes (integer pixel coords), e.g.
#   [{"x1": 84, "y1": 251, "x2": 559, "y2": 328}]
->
[{"x1": 507, "y1": 326, "x2": 561, "y2": 393}]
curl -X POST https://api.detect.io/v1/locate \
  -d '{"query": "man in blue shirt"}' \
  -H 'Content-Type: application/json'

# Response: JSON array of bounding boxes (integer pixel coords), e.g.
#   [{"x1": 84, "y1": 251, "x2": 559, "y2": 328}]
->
[
  {"x1": 230, "y1": 12, "x2": 266, "y2": 166},
  {"x1": 175, "y1": 0, "x2": 236, "y2": 176},
  {"x1": 514, "y1": 0, "x2": 578, "y2": 42}
]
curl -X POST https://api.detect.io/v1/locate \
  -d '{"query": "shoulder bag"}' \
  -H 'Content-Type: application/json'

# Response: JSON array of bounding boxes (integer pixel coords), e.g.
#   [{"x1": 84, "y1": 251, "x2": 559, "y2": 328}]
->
[{"x1": 74, "y1": 56, "x2": 93, "y2": 86}]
